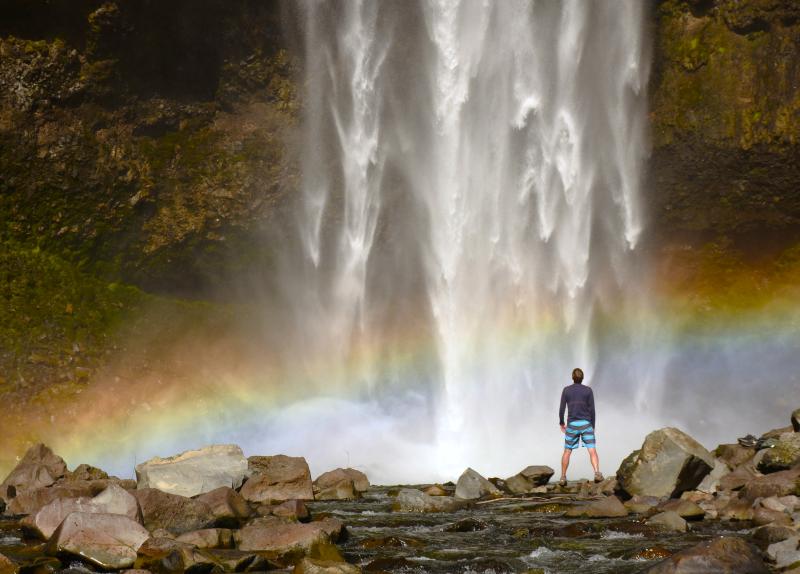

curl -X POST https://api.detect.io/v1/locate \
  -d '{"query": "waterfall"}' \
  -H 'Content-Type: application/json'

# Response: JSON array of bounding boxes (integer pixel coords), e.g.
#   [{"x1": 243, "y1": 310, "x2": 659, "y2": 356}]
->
[{"x1": 285, "y1": 0, "x2": 653, "y2": 482}]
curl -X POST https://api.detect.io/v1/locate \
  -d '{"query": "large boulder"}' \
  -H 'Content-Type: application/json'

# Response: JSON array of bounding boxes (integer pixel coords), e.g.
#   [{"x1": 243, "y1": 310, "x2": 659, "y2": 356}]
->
[
  {"x1": 1, "y1": 445, "x2": 67, "y2": 499},
  {"x1": 504, "y1": 466, "x2": 554, "y2": 494},
  {"x1": 135, "y1": 445, "x2": 248, "y2": 498},
  {"x1": 22, "y1": 484, "x2": 141, "y2": 540},
  {"x1": 642, "y1": 536, "x2": 769, "y2": 573},
  {"x1": 45, "y1": 512, "x2": 149, "y2": 570},
  {"x1": 194, "y1": 486, "x2": 252, "y2": 527},
  {"x1": 616, "y1": 428, "x2": 714, "y2": 498},
  {"x1": 241, "y1": 456, "x2": 314, "y2": 504},
  {"x1": 133, "y1": 488, "x2": 215, "y2": 535},
  {"x1": 564, "y1": 496, "x2": 628, "y2": 518},
  {"x1": 391, "y1": 489, "x2": 462, "y2": 513},
  {"x1": 7, "y1": 480, "x2": 106, "y2": 515},
  {"x1": 757, "y1": 433, "x2": 800, "y2": 474},
  {"x1": 741, "y1": 467, "x2": 800, "y2": 501},
  {"x1": 236, "y1": 516, "x2": 335, "y2": 556},
  {"x1": 454, "y1": 468, "x2": 501, "y2": 500},
  {"x1": 313, "y1": 469, "x2": 369, "y2": 501}
]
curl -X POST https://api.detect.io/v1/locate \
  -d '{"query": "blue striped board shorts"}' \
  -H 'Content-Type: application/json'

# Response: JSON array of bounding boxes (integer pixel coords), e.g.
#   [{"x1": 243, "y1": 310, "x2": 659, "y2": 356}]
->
[{"x1": 564, "y1": 419, "x2": 596, "y2": 450}]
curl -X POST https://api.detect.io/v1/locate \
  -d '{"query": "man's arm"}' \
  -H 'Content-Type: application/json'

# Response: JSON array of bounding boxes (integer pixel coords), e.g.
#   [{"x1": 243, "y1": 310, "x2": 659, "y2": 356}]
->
[
  {"x1": 588, "y1": 388, "x2": 596, "y2": 428},
  {"x1": 559, "y1": 388, "x2": 567, "y2": 426}
]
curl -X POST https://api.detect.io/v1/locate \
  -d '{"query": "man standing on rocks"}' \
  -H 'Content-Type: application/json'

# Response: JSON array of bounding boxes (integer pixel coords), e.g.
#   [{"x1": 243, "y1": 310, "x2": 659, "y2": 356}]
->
[{"x1": 558, "y1": 368, "x2": 602, "y2": 486}]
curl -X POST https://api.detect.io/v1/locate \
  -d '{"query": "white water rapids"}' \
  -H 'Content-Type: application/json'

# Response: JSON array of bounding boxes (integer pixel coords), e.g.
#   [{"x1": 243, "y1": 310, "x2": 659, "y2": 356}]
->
[{"x1": 271, "y1": 0, "x2": 660, "y2": 482}]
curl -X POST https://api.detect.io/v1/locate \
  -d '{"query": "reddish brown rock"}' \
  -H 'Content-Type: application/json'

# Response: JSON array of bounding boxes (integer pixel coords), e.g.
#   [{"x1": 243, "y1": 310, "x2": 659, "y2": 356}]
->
[
  {"x1": 194, "y1": 486, "x2": 251, "y2": 527},
  {"x1": 0, "y1": 552, "x2": 17, "y2": 574},
  {"x1": 134, "y1": 537, "x2": 216, "y2": 573},
  {"x1": 46, "y1": 512, "x2": 149, "y2": 570},
  {"x1": 7, "y1": 480, "x2": 106, "y2": 515},
  {"x1": 718, "y1": 464, "x2": 760, "y2": 492},
  {"x1": 719, "y1": 497, "x2": 755, "y2": 521},
  {"x1": 714, "y1": 444, "x2": 755, "y2": 469},
  {"x1": 241, "y1": 456, "x2": 314, "y2": 504},
  {"x1": 269, "y1": 500, "x2": 310, "y2": 522},
  {"x1": 133, "y1": 488, "x2": 214, "y2": 535},
  {"x1": 313, "y1": 469, "x2": 369, "y2": 501},
  {"x1": 175, "y1": 528, "x2": 234, "y2": 549},
  {"x1": 752, "y1": 506, "x2": 791, "y2": 527},
  {"x1": 236, "y1": 516, "x2": 338, "y2": 556},
  {"x1": 741, "y1": 467, "x2": 800, "y2": 501}
]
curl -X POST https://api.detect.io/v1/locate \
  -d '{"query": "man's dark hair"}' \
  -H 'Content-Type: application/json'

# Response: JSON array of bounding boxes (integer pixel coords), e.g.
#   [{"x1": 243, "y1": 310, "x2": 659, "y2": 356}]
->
[{"x1": 572, "y1": 368, "x2": 584, "y2": 383}]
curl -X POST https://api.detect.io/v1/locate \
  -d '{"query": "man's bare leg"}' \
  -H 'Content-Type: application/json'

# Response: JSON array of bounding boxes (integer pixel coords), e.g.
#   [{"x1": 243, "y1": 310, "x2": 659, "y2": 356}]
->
[
  {"x1": 587, "y1": 448, "x2": 600, "y2": 472},
  {"x1": 560, "y1": 449, "x2": 572, "y2": 484}
]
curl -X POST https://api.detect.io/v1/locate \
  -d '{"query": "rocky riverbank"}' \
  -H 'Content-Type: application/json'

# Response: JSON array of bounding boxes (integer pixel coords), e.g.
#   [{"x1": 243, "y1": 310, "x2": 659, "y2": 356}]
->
[{"x1": 1, "y1": 412, "x2": 799, "y2": 573}]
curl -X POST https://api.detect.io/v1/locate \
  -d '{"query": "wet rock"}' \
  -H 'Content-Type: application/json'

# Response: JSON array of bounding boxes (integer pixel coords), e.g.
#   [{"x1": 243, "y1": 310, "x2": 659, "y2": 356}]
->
[
  {"x1": 767, "y1": 537, "x2": 800, "y2": 569},
  {"x1": 741, "y1": 467, "x2": 800, "y2": 501},
  {"x1": 204, "y1": 549, "x2": 271, "y2": 572},
  {"x1": 616, "y1": 427, "x2": 714, "y2": 498},
  {"x1": 22, "y1": 484, "x2": 140, "y2": 540},
  {"x1": 757, "y1": 433, "x2": 800, "y2": 473},
  {"x1": 46, "y1": 512, "x2": 149, "y2": 570},
  {"x1": 194, "y1": 486, "x2": 251, "y2": 527},
  {"x1": 792, "y1": 408, "x2": 800, "y2": 432},
  {"x1": 134, "y1": 537, "x2": 218, "y2": 574},
  {"x1": 658, "y1": 499, "x2": 704, "y2": 520},
  {"x1": 422, "y1": 485, "x2": 448, "y2": 496},
  {"x1": 642, "y1": 536, "x2": 769, "y2": 573},
  {"x1": 16, "y1": 556, "x2": 61, "y2": 574},
  {"x1": 646, "y1": 511, "x2": 688, "y2": 532},
  {"x1": 629, "y1": 546, "x2": 672, "y2": 560},
  {"x1": 241, "y1": 455, "x2": 314, "y2": 504},
  {"x1": 444, "y1": 517, "x2": 487, "y2": 532},
  {"x1": 133, "y1": 488, "x2": 215, "y2": 535},
  {"x1": 623, "y1": 495, "x2": 661, "y2": 514},
  {"x1": 391, "y1": 489, "x2": 462, "y2": 512},
  {"x1": 313, "y1": 470, "x2": 361, "y2": 501},
  {"x1": 175, "y1": 528, "x2": 233, "y2": 549},
  {"x1": 363, "y1": 557, "x2": 413, "y2": 572},
  {"x1": 236, "y1": 516, "x2": 332, "y2": 555},
  {"x1": 360, "y1": 536, "x2": 423, "y2": 549},
  {"x1": 564, "y1": 495, "x2": 628, "y2": 518},
  {"x1": 714, "y1": 444, "x2": 755, "y2": 469},
  {"x1": 63, "y1": 465, "x2": 108, "y2": 483},
  {"x1": 753, "y1": 506, "x2": 791, "y2": 527},
  {"x1": 294, "y1": 558, "x2": 360, "y2": 574},
  {"x1": 504, "y1": 466, "x2": 554, "y2": 494},
  {"x1": 454, "y1": 468, "x2": 501, "y2": 500},
  {"x1": 1, "y1": 445, "x2": 68, "y2": 499},
  {"x1": 135, "y1": 445, "x2": 248, "y2": 498},
  {"x1": 0, "y1": 553, "x2": 17, "y2": 574}
]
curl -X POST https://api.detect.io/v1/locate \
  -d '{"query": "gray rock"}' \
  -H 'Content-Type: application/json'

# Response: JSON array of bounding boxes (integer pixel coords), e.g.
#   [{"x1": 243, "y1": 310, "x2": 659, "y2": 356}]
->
[
  {"x1": 194, "y1": 486, "x2": 251, "y2": 527},
  {"x1": 46, "y1": 512, "x2": 149, "y2": 570},
  {"x1": 564, "y1": 496, "x2": 628, "y2": 518},
  {"x1": 241, "y1": 455, "x2": 314, "y2": 504},
  {"x1": 642, "y1": 536, "x2": 768, "y2": 573},
  {"x1": 132, "y1": 488, "x2": 215, "y2": 535},
  {"x1": 1, "y1": 445, "x2": 67, "y2": 499},
  {"x1": 454, "y1": 468, "x2": 501, "y2": 500},
  {"x1": 697, "y1": 459, "x2": 730, "y2": 494},
  {"x1": 135, "y1": 444, "x2": 247, "y2": 497},
  {"x1": 767, "y1": 536, "x2": 800, "y2": 569},
  {"x1": 616, "y1": 428, "x2": 714, "y2": 498},
  {"x1": 647, "y1": 511, "x2": 688, "y2": 532},
  {"x1": 504, "y1": 466, "x2": 554, "y2": 494},
  {"x1": 757, "y1": 433, "x2": 800, "y2": 474},
  {"x1": 294, "y1": 558, "x2": 361, "y2": 574},
  {"x1": 392, "y1": 489, "x2": 462, "y2": 513}
]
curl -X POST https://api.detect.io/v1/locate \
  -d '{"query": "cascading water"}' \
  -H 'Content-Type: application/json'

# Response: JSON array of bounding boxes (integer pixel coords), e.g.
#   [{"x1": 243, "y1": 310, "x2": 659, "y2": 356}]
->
[{"x1": 282, "y1": 0, "x2": 656, "y2": 482}]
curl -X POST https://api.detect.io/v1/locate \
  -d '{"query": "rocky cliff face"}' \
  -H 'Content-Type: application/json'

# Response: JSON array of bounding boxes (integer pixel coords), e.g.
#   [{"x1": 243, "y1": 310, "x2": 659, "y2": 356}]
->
[{"x1": 650, "y1": 0, "x2": 800, "y2": 250}]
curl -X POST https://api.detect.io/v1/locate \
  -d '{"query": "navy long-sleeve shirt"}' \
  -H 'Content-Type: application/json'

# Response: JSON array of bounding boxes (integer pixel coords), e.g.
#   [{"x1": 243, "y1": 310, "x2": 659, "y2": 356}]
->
[{"x1": 559, "y1": 383, "x2": 596, "y2": 428}]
